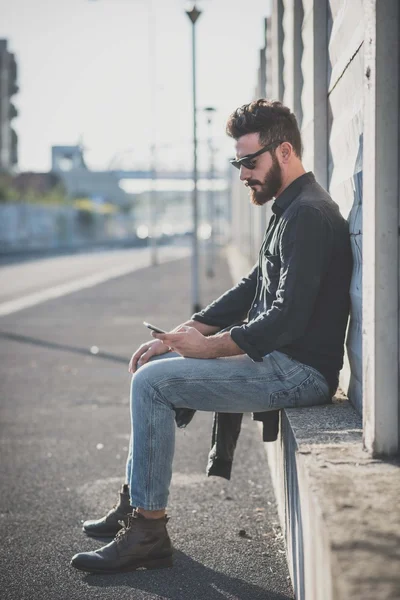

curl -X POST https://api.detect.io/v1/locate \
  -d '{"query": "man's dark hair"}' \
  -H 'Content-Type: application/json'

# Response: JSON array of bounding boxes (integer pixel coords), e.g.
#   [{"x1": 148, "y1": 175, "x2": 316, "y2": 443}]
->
[{"x1": 226, "y1": 99, "x2": 303, "y2": 158}]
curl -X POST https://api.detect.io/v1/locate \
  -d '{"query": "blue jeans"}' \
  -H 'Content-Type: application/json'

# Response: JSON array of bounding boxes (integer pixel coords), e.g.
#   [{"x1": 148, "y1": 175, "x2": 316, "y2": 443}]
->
[{"x1": 125, "y1": 350, "x2": 330, "y2": 510}]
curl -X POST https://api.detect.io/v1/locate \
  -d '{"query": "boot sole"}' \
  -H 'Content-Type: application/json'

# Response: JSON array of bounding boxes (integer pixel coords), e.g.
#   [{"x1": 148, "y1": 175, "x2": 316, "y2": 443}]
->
[
  {"x1": 71, "y1": 555, "x2": 173, "y2": 574},
  {"x1": 82, "y1": 529, "x2": 118, "y2": 539}
]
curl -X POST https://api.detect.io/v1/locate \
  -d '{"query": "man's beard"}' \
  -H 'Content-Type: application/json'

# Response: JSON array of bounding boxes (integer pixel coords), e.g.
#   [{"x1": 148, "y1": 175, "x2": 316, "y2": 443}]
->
[{"x1": 247, "y1": 153, "x2": 282, "y2": 206}]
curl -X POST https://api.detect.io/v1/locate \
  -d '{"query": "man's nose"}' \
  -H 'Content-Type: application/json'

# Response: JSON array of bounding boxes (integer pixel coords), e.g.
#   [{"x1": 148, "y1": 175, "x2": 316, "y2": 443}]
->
[{"x1": 240, "y1": 166, "x2": 251, "y2": 181}]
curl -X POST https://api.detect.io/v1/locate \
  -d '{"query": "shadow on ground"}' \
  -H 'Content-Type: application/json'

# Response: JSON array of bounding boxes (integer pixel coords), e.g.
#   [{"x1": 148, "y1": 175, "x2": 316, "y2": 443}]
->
[
  {"x1": 79, "y1": 550, "x2": 292, "y2": 600},
  {"x1": 0, "y1": 330, "x2": 127, "y2": 363}
]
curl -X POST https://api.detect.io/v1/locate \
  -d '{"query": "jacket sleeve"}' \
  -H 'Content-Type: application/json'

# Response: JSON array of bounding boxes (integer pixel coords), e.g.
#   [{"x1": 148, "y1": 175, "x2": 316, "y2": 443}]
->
[{"x1": 191, "y1": 264, "x2": 258, "y2": 329}]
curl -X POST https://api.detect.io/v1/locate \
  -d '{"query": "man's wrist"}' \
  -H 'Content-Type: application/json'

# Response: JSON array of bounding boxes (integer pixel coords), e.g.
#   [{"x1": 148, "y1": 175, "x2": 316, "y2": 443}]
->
[
  {"x1": 183, "y1": 319, "x2": 221, "y2": 336},
  {"x1": 205, "y1": 331, "x2": 244, "y2": 358}
]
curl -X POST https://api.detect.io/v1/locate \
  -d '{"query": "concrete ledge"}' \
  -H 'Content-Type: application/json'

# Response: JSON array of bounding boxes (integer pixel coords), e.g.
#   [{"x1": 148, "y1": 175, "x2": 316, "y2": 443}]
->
[{"x1": 267, "y1": 399, "x2": 400, "y2": 600}]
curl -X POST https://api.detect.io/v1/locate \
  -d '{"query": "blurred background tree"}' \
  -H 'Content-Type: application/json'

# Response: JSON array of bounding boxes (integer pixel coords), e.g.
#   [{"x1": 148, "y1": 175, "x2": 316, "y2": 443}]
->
[{"x1": 0, "y1": 174, "x2": 19, "y2": 202}]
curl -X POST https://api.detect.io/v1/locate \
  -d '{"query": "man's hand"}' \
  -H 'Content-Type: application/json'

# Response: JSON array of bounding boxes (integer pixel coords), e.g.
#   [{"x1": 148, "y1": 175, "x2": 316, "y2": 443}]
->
[
  {"x1": 128, "y1": 339, "x2": 171, "y2": 373},
  {"x1": 128, "y1": 320, "x2": 220, "y2": 374},
  {"x1": 128, "y1": 322, "x2": 243, "y2": 372},
  {"x1": 151, "y1": 326, "x2": 211, "y2": 358},
  {"x1": 152, "y1": 326, "x2": 244, "y2": 359}
]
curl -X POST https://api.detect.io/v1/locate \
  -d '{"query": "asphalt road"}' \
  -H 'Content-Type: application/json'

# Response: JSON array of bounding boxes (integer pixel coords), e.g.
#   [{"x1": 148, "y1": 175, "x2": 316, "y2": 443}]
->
[
  {"x1": 0, "y1": 244, "x2": 190, "y2": 306},
  {"x1": 0, "y1": 246, "x2": 294, "y2": 600}
]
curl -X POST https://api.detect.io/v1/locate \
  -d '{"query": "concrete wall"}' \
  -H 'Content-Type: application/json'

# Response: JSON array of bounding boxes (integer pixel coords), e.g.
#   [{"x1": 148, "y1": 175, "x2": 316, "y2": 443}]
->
[
  {"x1": 300, "y1": 0, "x2": 328, "y2": 187},
  {"x1": 362, "y1": 0, "x2": 400, "y2": 456},
  {"x1": 327, "y1": 0, "x2": 364, "y2": 413},
  {"x1": 0, "y1": 203, "x2": 136, "y2": 252},
  {"x1": 282, "y1": 0, "x2": 303, "y2": 127}
]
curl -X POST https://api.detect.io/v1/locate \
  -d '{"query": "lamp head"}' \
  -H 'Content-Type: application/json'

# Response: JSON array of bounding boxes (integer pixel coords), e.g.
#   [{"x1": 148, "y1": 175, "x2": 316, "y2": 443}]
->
[{"x1": 185, "y1": 3, "x2": 202, "y2": 24}]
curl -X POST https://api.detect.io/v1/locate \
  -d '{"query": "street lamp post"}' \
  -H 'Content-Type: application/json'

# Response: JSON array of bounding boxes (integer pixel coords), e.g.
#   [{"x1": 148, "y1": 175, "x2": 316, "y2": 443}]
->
[
  {"x1": 204, "y1": 106, "x2": 216, "y2": 278},
  {"x1": 148, "y1": 0, "x2": 158, "y2": 266},
  {"x1": 186, "y1": 4, "x2": 202, "y2": 313}
]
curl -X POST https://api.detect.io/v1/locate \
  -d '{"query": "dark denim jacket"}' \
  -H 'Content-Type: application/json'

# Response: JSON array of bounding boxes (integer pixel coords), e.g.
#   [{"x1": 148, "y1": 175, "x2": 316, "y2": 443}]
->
[{"x1": 174, "y1": 407, "x2": 279, "y2": 480}]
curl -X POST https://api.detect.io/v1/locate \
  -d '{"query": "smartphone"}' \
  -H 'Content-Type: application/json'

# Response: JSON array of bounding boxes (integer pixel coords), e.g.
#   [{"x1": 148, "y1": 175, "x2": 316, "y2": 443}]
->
[{"x1": 143, "y1": 321, "x2": 166, "y2": 334}]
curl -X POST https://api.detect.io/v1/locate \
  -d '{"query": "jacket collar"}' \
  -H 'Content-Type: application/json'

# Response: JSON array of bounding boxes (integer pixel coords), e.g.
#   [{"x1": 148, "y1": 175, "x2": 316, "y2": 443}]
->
[{"x1": 272, "y1": 171, "x2": 315, "y2": 216}]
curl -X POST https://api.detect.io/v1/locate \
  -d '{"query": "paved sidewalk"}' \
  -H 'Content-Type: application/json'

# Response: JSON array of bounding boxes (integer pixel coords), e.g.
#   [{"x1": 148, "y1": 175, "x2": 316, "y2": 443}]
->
[{"x1": 0, "y1": 248, "x2": 294, "y2": 600}]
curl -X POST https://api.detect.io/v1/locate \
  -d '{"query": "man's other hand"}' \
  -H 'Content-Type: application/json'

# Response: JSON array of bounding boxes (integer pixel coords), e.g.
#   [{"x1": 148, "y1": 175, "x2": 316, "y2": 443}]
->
[
  {"x1": 128, "y1": 339, "x2": 171, "y2": 373},
  {"x1": 151, "y1": 326, "x2": 211, "y2": 359}
]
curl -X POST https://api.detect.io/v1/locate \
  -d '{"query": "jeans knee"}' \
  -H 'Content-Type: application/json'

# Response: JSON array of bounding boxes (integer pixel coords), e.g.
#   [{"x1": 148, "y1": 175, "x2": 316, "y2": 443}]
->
[
  {"x1": 131, "y1": 362, "x2": 176, "y2": 414},
  {"x1": 131, "y1": 361, "x2": 166, "y2": 404},
  {"x1": 131, "y1": 364, "x2": 152, "y2": 398},
  {"x1": 134, "y1": 356, "x2": 176, "y2": 388}
]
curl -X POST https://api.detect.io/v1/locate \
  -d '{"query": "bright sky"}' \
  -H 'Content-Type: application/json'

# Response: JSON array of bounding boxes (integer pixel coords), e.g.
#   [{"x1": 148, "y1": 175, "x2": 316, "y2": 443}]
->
[{"x1": 0, "y1": 0, "x2": 271, "y2": 173}]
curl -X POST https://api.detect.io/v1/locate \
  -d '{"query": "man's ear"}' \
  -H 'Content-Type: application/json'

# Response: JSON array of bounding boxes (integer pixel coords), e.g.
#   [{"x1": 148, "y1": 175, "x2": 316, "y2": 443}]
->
[{"x1": 279, "y1": 142, "x2": 292, "y2": 163}]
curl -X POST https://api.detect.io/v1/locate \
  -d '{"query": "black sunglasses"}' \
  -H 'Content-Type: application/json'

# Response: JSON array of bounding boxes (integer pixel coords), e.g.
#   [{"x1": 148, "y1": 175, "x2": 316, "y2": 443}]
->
[{"x1": 230, "y1": 140, "x2": 283, "y2": 170}]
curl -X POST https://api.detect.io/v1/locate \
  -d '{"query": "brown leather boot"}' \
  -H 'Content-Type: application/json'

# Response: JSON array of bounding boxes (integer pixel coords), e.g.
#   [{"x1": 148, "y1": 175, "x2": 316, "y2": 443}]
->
[
  {"x1": 71, "y1": 511, "x2": 173, "y2": 573},
  {"x1": 82, "y1": 484, "x2": 132, "y2": 538}
]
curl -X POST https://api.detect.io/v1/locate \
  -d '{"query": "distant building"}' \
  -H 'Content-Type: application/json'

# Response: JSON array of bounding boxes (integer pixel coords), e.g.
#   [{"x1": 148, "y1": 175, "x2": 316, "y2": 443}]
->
[
  {"x1": 51, "y1": 145, "x2": 129, "y2": 207},
  {"x1": 51, "y1": 145, "x2": 87, "y2": 172},
  {"x1": 0, "y1": 39, "x2": 18, "y2": 173}
]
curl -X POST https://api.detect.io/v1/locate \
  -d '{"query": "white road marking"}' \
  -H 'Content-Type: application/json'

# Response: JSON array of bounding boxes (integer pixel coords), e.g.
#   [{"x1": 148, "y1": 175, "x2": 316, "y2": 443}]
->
[{"x1": 0, "y1": 247, "x2": 190, "y2": 317}]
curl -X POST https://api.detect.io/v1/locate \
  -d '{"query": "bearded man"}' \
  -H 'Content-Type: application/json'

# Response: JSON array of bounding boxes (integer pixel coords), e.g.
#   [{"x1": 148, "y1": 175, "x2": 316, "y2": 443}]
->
[{"x1": 71, "y1": 99, "x2": 353, "y2": 574}]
